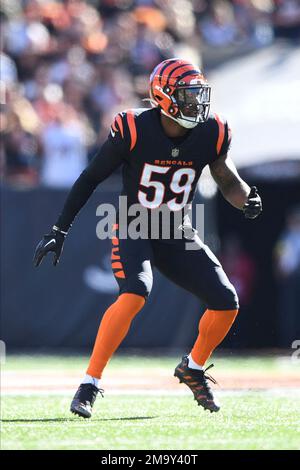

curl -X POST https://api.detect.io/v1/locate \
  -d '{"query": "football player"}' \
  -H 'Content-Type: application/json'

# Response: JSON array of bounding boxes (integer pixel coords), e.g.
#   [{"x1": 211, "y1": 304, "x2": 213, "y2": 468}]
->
[{"x1": 34, "y1": 58, "x2": 262, "y2": 417}]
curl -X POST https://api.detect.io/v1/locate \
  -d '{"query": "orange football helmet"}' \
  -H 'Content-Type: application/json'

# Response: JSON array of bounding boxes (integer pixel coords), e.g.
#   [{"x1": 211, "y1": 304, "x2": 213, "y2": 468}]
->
[{"x1": 149, "y1": 58, "x2": 211, "y2": 128}]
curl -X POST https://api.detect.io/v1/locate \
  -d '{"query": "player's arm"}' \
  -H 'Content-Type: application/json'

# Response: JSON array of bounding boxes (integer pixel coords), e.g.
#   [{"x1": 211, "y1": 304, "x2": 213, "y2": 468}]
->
[
  {"x1": 209, "y1": 153, "x2": 262, "y2": 218},
  {"x1": 33, "y1": 137, "x2": 124, "y2": 267}
]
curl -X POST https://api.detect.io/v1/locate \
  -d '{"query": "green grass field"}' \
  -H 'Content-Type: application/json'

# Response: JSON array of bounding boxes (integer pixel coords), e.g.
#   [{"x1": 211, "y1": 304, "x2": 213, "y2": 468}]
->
[{"x1": 1, "y1": 354, "x2": 300, "y2": 450}]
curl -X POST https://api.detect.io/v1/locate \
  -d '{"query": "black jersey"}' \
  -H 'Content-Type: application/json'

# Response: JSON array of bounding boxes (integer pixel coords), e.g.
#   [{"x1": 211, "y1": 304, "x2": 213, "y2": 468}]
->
[
  {"x1": 109, "y1": 107, "x2": 231, "y2": 210},
  {"x1": 56, "y1": 107, "x2": 231, "y2": 232}
]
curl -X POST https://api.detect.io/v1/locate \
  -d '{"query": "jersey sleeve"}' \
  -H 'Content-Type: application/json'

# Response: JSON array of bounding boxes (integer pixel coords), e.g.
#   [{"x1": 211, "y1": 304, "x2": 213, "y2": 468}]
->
[
  {"x1": 55, "y1": 111, "x2": 138, "y2": 231},
  {"x1": 55, "y1": 134, "x2": 125, "y2": 232},
  {"x1": 212, "y1": 114, "x2": 232, "y2": 161}
]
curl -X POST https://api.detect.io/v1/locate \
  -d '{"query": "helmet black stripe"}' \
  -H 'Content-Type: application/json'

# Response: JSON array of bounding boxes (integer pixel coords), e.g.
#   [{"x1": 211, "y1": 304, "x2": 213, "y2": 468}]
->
[
  {"x1": 165, "y1": 64, "x2": 194, "y2": 85},
  {"x1": 176, "y1": 70, "x2": 200, "y2": 83},
  {"x1": 158, "y1": 59, "x2": 178, "y2": 85}
]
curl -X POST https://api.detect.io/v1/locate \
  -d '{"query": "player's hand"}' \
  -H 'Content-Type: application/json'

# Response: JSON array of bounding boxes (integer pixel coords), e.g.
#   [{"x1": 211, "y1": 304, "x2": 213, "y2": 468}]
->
[
  {"x1": 33, "y1": 227, "x2": 66, "y2": 267},
  {"x1": 243, "y1": 186, "x2": 262, "y2": 219}
]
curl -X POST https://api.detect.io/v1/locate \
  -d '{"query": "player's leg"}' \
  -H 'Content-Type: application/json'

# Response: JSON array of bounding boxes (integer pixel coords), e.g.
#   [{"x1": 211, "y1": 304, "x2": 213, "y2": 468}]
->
[
  {"x1": 71, "y1": 225, "x2": 153, "y2": 418},
  {"x1": 154, "y1": 235, "x2": 239, "y2": 362},
  {"x1": 153, "y1": 235, "x2": 239, "y2": 412}
]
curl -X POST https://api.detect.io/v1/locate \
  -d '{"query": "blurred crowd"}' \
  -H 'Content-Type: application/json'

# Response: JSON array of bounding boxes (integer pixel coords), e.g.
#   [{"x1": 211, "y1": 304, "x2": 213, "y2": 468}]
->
[{"x1": 1, "y1": 0, "x2": 300, "y2": 188}]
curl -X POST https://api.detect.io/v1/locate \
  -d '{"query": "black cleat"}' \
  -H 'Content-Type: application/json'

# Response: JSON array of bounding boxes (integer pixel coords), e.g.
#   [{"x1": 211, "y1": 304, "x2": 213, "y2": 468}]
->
[
  {"x1": 70, "y1": 383, "x2": 104, "y2": 418},
  {"x1": 174, "y1": 356, "x2": 220, "y2": 413}
]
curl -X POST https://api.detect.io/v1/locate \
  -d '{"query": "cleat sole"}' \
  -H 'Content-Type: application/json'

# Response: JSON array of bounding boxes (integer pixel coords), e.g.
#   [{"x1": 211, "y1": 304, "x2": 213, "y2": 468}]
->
[
  {"x1": 70, "y1": 406, "x2": 92, "y2": 419},
  {"x1": 174, "y1": 372, "x2": 183, "y2": 384}
]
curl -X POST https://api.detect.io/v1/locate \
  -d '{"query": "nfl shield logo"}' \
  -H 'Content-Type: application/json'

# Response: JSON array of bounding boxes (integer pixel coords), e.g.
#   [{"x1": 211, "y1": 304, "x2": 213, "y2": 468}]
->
[{"x1": 172, "y1": 148, "x2": 180, "y2": 158}]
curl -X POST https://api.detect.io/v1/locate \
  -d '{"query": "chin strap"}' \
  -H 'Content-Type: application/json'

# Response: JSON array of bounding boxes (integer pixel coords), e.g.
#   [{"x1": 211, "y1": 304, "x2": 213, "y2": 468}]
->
[{"x1": 161, "y1": 108, "x2": 199, "y2": 129}]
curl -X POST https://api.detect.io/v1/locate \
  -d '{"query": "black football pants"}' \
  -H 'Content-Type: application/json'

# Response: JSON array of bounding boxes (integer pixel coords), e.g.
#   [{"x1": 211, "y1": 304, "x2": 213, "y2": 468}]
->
[{"x1": 111, "y1": 226, "x2": 239, "y2": 311}]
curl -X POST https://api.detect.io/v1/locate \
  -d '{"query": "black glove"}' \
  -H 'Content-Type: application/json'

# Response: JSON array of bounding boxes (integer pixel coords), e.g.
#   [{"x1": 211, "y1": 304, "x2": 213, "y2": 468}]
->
[
  {"x1": 243, "y1": 186, "x2": 262, "y2": 219},
  {"x1": 33, "y1": 226, "x2": 67, "y2": 267}
]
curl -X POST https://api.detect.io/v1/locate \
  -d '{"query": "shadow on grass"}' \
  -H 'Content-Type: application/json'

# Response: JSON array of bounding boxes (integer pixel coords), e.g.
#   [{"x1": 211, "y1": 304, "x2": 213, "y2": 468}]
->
[{"x1": 2, "y1": 416, "x2": 157, "y2": 423}]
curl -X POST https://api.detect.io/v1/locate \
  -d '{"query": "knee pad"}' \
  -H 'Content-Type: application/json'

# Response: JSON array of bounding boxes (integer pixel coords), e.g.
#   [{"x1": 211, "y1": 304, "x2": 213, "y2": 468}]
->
[
  {"x1": 120, "y1": 271, "x2": 153, "y2": 300},
  {"x1": 207, "y1": 283, "x2": 239, "y2": 311},
  {"x1": 220, "y1": 284, "x2": 239, "y2": 310}
]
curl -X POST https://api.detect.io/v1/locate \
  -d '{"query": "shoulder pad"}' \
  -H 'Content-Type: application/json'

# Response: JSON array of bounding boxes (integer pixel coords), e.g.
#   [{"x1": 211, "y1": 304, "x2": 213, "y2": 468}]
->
[{"x1": 111, "y1": 109, "x2": 147, "y2": 151}]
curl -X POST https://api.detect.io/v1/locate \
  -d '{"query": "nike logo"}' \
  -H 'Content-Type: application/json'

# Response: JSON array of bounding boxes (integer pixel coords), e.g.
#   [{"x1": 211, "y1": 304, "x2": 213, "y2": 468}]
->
[{"x1": 44, "y1": 239, "x2": 56, "y2": 248}]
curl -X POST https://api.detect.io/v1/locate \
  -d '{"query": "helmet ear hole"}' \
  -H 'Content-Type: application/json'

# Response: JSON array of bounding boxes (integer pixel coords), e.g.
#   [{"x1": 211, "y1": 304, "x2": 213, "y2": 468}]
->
[{"x1": 169, "y1": 104, "x2": 178, "y2": 115}]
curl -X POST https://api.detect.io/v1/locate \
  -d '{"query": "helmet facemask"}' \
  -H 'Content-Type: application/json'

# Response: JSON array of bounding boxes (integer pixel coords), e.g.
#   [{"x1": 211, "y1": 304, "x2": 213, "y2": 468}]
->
[{"x1": 174, "y1": 85, "x2": 211, "y2": 128}]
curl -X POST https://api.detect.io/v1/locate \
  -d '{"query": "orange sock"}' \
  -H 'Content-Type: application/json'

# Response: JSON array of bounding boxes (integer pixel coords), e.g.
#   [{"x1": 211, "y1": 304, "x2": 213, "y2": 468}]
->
[
  {"x1": 190, "y1": 309, "x2": 238, "y2": 366},
  {"x1": 87, "y1": 293, "x2": 145, "y2": 378}
]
